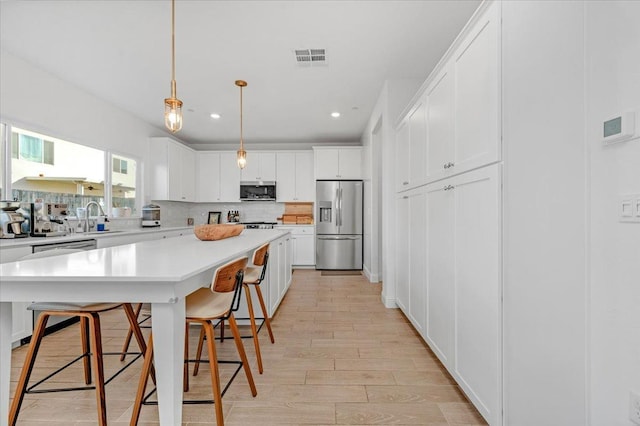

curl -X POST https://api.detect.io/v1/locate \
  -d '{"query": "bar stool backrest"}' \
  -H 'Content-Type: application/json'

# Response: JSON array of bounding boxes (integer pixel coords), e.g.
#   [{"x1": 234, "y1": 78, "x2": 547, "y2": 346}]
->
[{"x1": 211, "y1": 256, "x2": 248, "y2": 316}]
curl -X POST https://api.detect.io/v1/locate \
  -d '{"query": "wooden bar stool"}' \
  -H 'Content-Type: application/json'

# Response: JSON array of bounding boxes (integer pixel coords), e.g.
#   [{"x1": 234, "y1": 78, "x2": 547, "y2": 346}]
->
[
  {"x1": 9, "y1": 249, "x2": 149, "y2": 426},
  {"x1": 130, "y1": 256, "x2": 257, "y2": 426},
  {"x1": 193, "y1": 243, "x2": 274, "y2": 376}
]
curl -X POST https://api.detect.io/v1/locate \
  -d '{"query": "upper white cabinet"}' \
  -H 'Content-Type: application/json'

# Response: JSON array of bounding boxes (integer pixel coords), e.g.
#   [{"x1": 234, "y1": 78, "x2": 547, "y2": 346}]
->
[
  {"x1": 276, "y1": 151, "x2": 314, "y2": 202},
  {"x1": 396, "y1": 96, "x2": 427, "y2": 191},
  {"x1": 148, "y1": 137, "x2": 196, "y2": 202},
  {"x1": 395, "y1": 0, "x2": 500, "y2": 190},
  {"x1": 241, "y1": 152, "x2": 276, "y2": 182},
  {"x1": 313, "y1": 147, "x2": 362, "y2": 180},
  {"x1": 452, "y1": 0, "x2": 501, "y2": 175},
  {"x1": 196, "y1": 152, "x2": 240, "y2": 202}
]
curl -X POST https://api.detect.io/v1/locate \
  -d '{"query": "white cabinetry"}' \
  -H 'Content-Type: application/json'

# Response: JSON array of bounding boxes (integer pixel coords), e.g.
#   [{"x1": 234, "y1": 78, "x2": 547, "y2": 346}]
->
[
  {"x1": 148, "y1": 137, "x2": 196, "y2": 202},
  {"x1": 1, "y1": 246, "x2": 33, "y2": 346},
  {"x1": 275, "y1": 226, "x2": 314, "y2": 266},
  {"x1": 241, "y1": 152, "x2": 276, "y2": 182},
  {"x1": 267, "y1": 233, "x2": 293, "y2": 315},
  {"x1": 276, "y1": 152, "x2": 314, "y2": 202},
  {"x1": 96, "y1": 228, "x2": 191, "y2": 248},
  {"x1": 313, "y1": 147, "x2": 362, "y2": 180},
  {"x1": 396, "y1": 96, "x2": 427, "y2": 191},
  {"x1": 395, "y1": 0, "x2": 500, "y2": 189},
  {"x1": 196, "y1": 152, "x2": 241, "y2": 202},
  {"x1": 394, "y1": 187, "x2": 426, "y2": 334}
]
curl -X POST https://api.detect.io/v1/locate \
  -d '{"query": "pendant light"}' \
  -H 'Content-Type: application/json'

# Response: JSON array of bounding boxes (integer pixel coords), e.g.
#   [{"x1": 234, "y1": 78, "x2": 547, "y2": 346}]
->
[
  {"x1": 164, "y1": 0, "x2": 183, "y2": 133},
  {"x1": 236, "y1": 80, "x2": 248, "y2": 169}
]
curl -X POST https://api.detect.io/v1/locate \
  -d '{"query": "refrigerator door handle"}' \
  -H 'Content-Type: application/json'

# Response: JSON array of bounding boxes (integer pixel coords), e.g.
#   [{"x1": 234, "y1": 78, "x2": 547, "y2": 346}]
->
[
  {"x1": 335, "y1": 187, "x2": 340, "y2": 227},
  {"x1": 338, "y1": 187, "x2": 343, "y2": 227},
  {"x1": 317, "y1": 236, "x2": 360, "y2": 240}
]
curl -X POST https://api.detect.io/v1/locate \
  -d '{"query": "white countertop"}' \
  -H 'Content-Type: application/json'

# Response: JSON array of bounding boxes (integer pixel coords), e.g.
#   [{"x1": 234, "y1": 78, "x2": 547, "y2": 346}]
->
[{"x1": 0, "y1": 226, "x2": 192, "y2": 249}]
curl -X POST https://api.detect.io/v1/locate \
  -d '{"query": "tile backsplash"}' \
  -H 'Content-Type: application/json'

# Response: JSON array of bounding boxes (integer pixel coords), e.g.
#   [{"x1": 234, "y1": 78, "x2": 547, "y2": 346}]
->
[{"x1": 153, "y1": 201, "x2": 286, "y2": 227}]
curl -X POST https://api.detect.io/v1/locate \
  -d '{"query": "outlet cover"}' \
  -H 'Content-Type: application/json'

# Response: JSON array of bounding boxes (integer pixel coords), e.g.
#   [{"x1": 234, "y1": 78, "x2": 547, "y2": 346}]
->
[{"x1": 630, "y1": 390, "x2": 640, "y2": 425}]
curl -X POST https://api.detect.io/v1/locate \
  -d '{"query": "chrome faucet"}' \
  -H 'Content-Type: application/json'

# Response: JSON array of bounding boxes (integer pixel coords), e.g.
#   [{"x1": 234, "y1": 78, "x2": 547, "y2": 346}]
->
[{"x1": 84, "y1": 201, "x2": 106, "y2": 232}]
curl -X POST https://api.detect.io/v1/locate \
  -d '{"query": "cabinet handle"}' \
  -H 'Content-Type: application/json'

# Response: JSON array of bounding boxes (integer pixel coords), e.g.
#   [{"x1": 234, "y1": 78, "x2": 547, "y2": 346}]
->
[
  {"x1": 403, "y1": 181, "x2": 409, "y2": 185},
  {"x1": 403, "y1": 196, "x2": 409, "y2": 199},
  {"x1": 443, "y1": 162, "x2": 455, "y2": 169},
  {"x1": 443, "y1": 185, "x2": 455, "y2": 191}
]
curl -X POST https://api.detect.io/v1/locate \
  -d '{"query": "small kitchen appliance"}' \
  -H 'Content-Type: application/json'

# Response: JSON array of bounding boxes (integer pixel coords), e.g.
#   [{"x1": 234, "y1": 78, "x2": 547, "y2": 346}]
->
[
  {"x1": 239, "y1": 181, "x2": 276, "y2": 201},
  {"x1": 142, "y1": 204, "x2": 161, "y2": 227},
  {"x1": 0, "y1": 203, "x2": 28, "y2": 238}
]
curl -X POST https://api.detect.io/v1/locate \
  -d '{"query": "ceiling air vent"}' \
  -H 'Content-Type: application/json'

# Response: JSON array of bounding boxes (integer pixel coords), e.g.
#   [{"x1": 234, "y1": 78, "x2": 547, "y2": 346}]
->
[{"x1": 294, "y1": 49, "x2": 327, "y2": 66}]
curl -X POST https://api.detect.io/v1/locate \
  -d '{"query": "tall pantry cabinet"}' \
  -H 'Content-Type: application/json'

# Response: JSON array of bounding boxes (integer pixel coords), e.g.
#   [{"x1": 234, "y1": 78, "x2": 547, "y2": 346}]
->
[{"x1": 393, "y1": 1, "x2": 501, "y2": 425}]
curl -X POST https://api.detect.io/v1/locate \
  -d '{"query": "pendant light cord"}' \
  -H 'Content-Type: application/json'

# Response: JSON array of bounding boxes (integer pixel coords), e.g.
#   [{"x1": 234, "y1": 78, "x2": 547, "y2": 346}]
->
[
  {"x1": 171, "y1": 0, "x2": 176, "y2": 97},
  {"x1": 239, "y1": 85, "x2": 244, "y2": 150}
]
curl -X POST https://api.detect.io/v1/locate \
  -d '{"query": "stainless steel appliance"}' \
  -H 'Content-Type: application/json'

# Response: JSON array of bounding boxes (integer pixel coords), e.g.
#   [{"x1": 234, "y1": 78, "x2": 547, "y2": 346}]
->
[
  {"x1": 31, "y1": 238, "x2": 98, "y2": 335},
  {"x1": 315, "y1": 180, "x2": 363, "y2": 270},
  {"x1": 142, "y1": 204, "x2": 161, "y2": 227},
  {"x1": 0, "y1": 201, "x2": 28, "y2": 239},
  {"x1": 241, "y1": 222, "x2": 276, "y2": 229},
  {"x1": 240, "y1": 181, "x2": 276, "y2": 201}
]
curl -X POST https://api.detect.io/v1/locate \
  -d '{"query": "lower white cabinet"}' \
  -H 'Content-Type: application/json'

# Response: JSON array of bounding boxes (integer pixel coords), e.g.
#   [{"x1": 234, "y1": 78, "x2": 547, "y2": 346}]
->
[
  {"x1": 275, "y1": 226, "x2": 315, "y2": 267},
  {"x1": 395, "y1": 188, "x2": 427, "y2": 334},
  {"x1": 395, "y1": 164, "x2": 501, "y2": 425},
  {"x1": 1, "y1": 246, "x2": 34, "y2": 346},
  {"x1": 268, "y1": 233, "x2": 293, "y2": 315}
]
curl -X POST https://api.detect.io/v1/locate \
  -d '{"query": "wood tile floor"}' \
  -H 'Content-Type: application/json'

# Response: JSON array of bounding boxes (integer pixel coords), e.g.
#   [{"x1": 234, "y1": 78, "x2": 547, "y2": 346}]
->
[{"x1": 9, "y1": 269, "x2": 487, "y2": 425}]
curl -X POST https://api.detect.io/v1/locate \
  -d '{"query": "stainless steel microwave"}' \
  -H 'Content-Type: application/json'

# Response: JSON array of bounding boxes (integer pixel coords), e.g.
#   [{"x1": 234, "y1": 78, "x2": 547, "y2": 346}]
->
[{"x1": 239, "y1": 181, "x2": 276, "y2": 201}]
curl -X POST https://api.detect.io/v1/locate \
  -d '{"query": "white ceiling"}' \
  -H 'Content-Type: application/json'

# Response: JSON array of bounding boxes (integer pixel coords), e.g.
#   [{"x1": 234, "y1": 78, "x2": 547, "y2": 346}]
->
[{"x1": 0, "y1": 0, "x2": 481, "y2": 149}]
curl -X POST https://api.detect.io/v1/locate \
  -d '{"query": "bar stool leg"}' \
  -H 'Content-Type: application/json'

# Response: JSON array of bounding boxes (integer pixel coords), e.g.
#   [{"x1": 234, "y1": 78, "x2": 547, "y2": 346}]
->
[
  {"x1": 228, "y1": 314, "x2": 257, "y2": 396},
  {"x1": 183, "y1": 322, "x2": 190, "y2": 392},
  {"x1": 130, "y1": 334, "x2": 154, "y2": 426},
  {"x1": 243, "y1": 283, "x2": 263, "y2": 374},
  {"x1": 193, "y1": 324, "x2": 205, "y2": 377},
  {"x1": 254, "y1": 285, "x2": 275, "y2": 344},
  {"x1": 203, "y1": 320, "x2": 224, "y2": 426},
  {"x1": 80, "y1": 316, "x2": 92, "y2": 384},
  {"x1": 9, "y1": 313, "x2": 49, "y2": 426},
  {"x1": 120, "y1": 303, "x2": 142, "y2": 361},
  {"x1": 86, "y1": 312, "x2": 107, "y2": 426}
]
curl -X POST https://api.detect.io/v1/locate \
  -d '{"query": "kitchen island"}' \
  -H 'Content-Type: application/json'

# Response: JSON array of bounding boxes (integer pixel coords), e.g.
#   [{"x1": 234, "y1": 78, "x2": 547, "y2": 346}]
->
[{"x1": 0, "y1": 228, "x2": 291, "y2": 426}]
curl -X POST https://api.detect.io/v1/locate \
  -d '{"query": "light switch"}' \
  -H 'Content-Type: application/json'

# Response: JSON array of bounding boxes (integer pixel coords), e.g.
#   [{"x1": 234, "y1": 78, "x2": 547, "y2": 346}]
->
[{"x1": 620, "y1": 193, "x2": 640, "y2": 223}]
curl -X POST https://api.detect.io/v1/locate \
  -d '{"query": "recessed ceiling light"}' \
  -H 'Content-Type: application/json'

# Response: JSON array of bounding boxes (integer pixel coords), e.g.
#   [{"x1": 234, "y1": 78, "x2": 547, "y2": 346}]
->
[
  {"x1": 331, "y1": 112, "x2": 341, "y2": 118},
  {"x1": 210, "y1": 113, "x2": 221, "y2": 119}
]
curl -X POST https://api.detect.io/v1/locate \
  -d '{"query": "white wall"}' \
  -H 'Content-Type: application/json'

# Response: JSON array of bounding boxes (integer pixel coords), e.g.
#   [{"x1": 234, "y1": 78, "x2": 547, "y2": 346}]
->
[
  {"x1": 586, "y1": 2, "x2": 640, "y2": 425},
  {"x1": 502, "y1": 2, "x2": 588, "y2": 424},
  {"x1": 361, "y1": 79, "x2": 420, "y2": 296},
  {"x1": 0, "y1": 50, "x2": 178, "y2": 202}
]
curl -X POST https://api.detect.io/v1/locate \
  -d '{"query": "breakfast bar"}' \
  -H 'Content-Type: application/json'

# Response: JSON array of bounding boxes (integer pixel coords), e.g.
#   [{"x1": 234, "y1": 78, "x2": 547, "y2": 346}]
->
[{"x1": 0, "y1": 228, "x2": 289, "y2": 426}]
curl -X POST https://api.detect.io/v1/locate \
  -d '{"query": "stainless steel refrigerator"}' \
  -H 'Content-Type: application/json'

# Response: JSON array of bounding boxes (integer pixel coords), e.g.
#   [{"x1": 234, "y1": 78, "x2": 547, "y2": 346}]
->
[{"x1": 315, "y1": 180, "x2": 363, "y2": 270}]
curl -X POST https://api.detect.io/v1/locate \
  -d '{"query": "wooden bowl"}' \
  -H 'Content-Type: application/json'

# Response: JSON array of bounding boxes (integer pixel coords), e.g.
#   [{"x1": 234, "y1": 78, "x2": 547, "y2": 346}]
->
[{"x1": 194, "y1": 224, "x2": 244, "y2": 241}]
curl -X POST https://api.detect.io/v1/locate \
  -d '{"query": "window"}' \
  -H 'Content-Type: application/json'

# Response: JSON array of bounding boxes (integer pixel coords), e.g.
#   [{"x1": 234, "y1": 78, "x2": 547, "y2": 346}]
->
[
  {"x1": 111, "y1": 154, "x2": 136, "y2": 214},
  {"x1": 11, "y1": 132, "x2": 54, "y2": 165},
  {"x1": 113, "y1": 157, "x2": 128, "y2": 174}
]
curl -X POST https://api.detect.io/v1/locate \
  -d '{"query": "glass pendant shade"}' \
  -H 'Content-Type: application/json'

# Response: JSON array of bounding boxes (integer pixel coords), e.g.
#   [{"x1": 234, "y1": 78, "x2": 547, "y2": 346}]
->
[
  {"x1": 237, "y1": 148, "x2": 247, "y2": 169},
  {"x1": 164, "y1": 97, "x2": 183, "y2": 133}
]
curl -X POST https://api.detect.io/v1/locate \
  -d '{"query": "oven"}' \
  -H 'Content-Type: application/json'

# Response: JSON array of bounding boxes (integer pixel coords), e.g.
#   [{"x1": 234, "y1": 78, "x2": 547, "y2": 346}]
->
[{"x1": 30, "y1": 239, "x2": 98, "y2": 337}]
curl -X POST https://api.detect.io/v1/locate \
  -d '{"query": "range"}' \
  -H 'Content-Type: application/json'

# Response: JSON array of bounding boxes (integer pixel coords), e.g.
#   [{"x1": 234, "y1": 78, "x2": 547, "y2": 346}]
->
[{"x1": 241, "y1": 222, "x2": 277, "y2": 229}]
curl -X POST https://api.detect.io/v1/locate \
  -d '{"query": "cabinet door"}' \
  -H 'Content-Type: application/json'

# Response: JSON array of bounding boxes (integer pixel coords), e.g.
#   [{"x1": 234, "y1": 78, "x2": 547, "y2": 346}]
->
[
  {"x1": 408, "y1": 98, "x2": 427, "y2": 186},
  {"x1": 314, "y1": 149, "x2": 339, "y2": 179},
  {"x1": 276, "y1": 152, "x2": 296, "y2": 201},
  {"x1": 338, "y1": 148, "x2": 362, "y2": 179},
  {"x1": 181, "y1": 147, "x2": 196, "y2": 201},
  {"x1": 408, "y1": 188, "x2": 427, "y2": 334},
  {"x1": 453, "y1": 1, "x2": 500, "y2": 174},
  {"x1": 394, "y1": 194, "x2": 410, "y2": 312},
  {"x1": 426, "y1": 65, "x2": 455, "y2": 183},
  {"x1": 167, "y1": 141, "x2": 183, "y2": 200},
  {"x1": 219, "y1": 152, "x2": 241, "y2": 202},
  {"x1": 294, "y1": 152, "x2": 314, "y2": 201},
  {"x1": 1, "y1": 246, "x2": 34, "y2": 345},
  {"x1": 242, "y1": 152, "x2": 276, "y2": 181},
  {"x1": 267, "y1": 237, "x2": 282, "y2": 315},
  {"x1": 452, "y1": 164, "x2": 501, "y2": 425},
  {"x1": 395, "y1": 121, "x2": 410, "y2": 192},
  {"x1": 294, "y1": 234, "x2": 315, "y2": 266},
  {"x1": 425, "y1": 181, "x2": 455, "y2": 365},
  {"x1": 197, "y1": 152, "x2": 221, "y2": 202}
]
